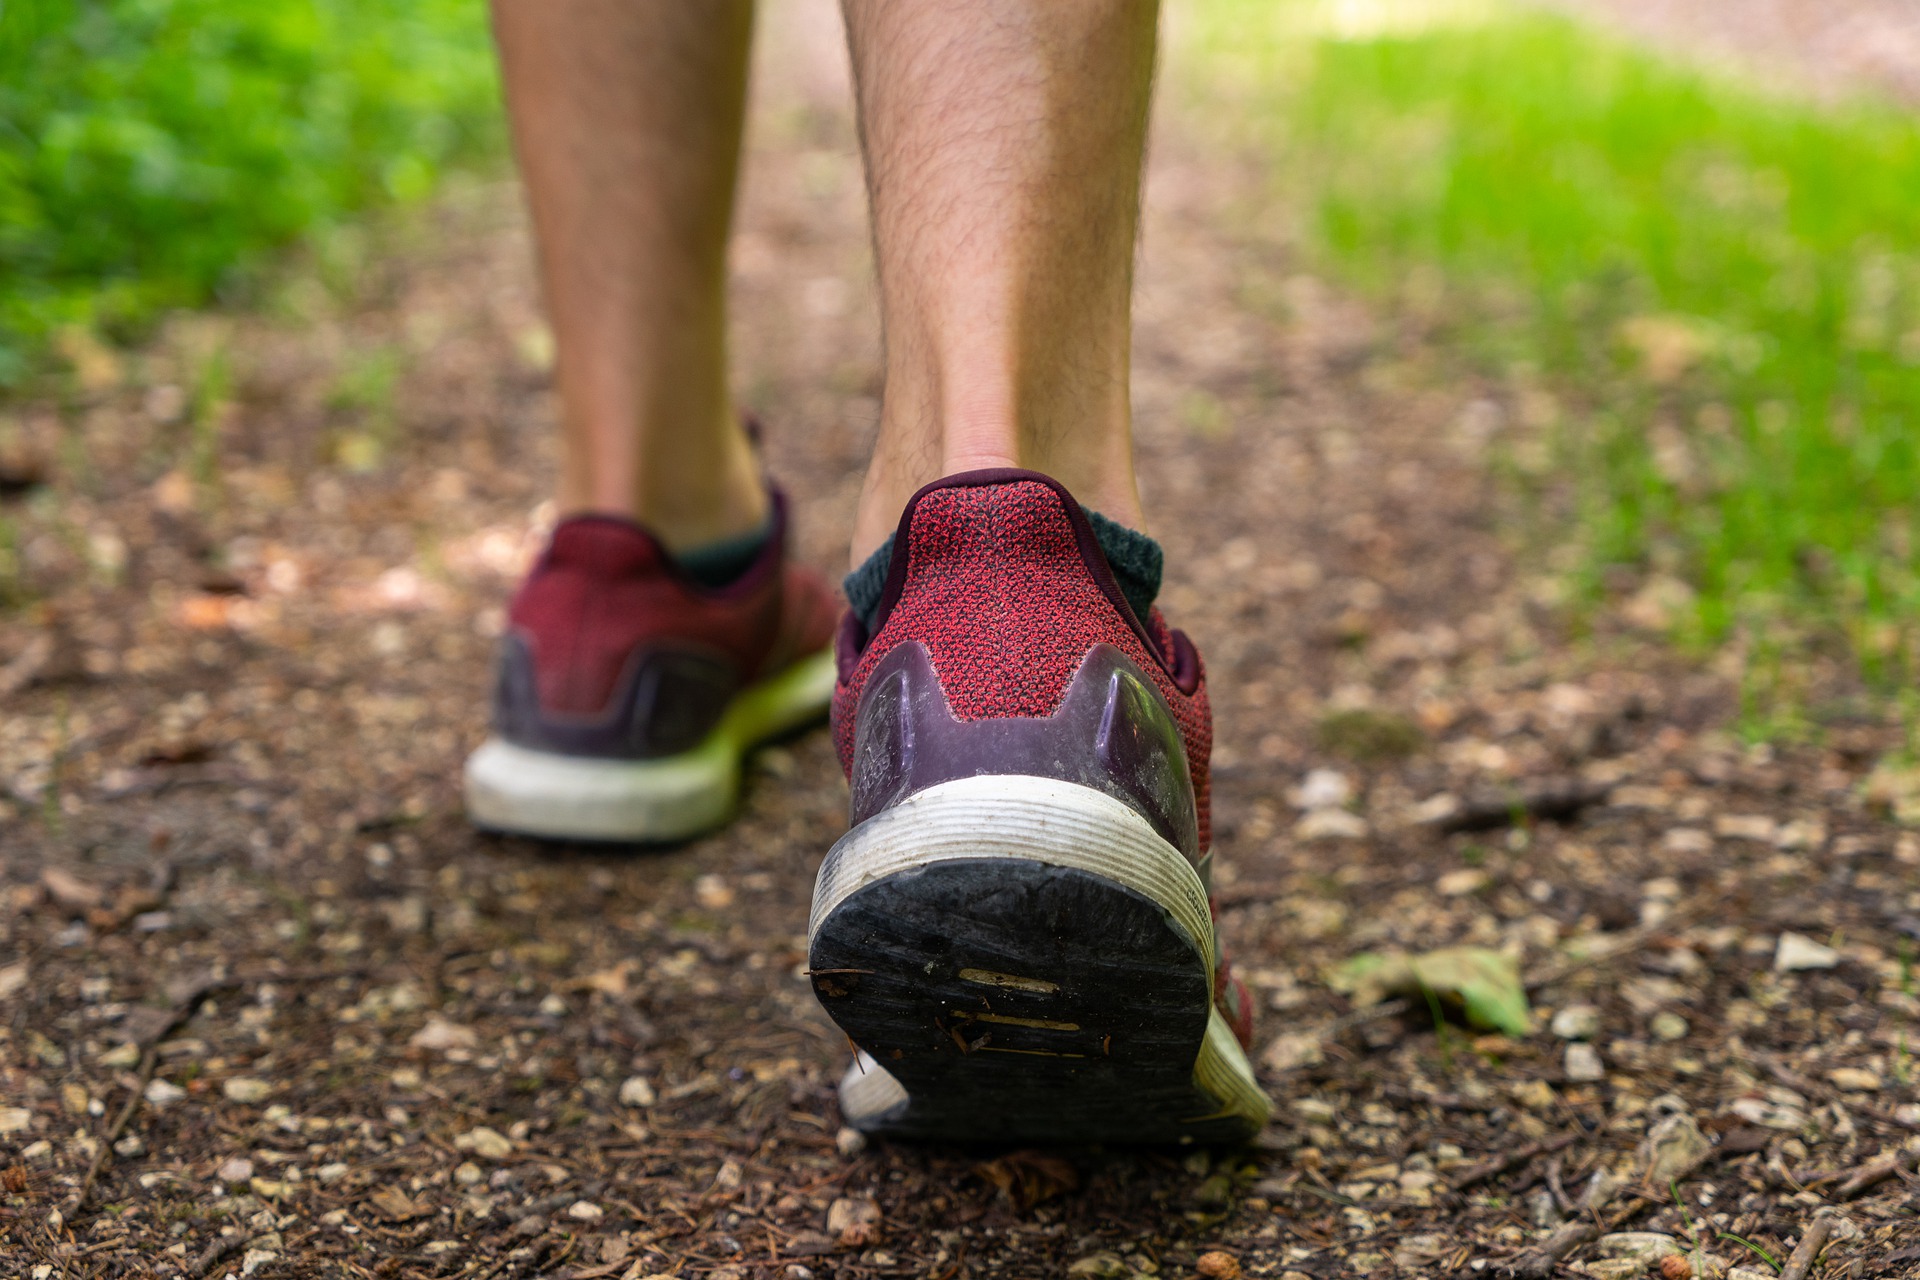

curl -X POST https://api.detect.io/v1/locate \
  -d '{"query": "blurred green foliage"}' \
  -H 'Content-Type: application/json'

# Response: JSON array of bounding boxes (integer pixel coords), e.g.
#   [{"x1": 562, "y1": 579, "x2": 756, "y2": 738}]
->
[
  {"x1": 0, "y1": 0, "x2": 500, "y2": 385},
  {"x1": 1193, "y1": 1, "x2": 1920, "y2": 708}
]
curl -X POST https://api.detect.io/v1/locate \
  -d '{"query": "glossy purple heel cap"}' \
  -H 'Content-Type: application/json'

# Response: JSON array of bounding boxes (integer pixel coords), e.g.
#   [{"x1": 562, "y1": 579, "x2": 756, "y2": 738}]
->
[
  {"x1": 492, "y1": 633, "x2": 738, "y2": 760},
  {"x1": 847, "y1": 642, "x2": 1200, "y2": 860}
]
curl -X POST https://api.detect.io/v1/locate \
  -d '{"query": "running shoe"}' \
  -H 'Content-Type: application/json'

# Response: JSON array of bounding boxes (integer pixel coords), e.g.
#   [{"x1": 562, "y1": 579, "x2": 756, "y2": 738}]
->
[
  {"x1": 464, "y1": 489, "x2": 838, "y2": 842},
  {"x1": 807, "y1": 469, "x2": 1270, "y2": 1144}
]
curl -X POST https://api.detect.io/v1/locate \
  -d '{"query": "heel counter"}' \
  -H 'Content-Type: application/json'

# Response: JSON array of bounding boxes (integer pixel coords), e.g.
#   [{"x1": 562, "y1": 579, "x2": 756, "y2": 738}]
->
[{"x1": 847, "y1": 642, "x2": 1199, "y2": 859}]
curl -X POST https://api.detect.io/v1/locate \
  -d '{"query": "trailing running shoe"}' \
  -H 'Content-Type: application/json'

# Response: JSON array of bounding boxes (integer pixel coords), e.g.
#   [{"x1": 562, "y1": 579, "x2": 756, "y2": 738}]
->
[
  {"x1": 807, "y1": 469, "x2": 1270, "y2": 1144},
  {"x1": 464, "y1": 489, "x2": 838, "y2": 842}
]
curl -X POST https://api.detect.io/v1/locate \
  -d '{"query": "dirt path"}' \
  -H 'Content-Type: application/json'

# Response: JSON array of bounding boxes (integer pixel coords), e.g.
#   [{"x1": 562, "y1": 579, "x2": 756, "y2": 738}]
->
[{"x1": 3, "y1": 5, "x2": 1918, "y2": 1277}]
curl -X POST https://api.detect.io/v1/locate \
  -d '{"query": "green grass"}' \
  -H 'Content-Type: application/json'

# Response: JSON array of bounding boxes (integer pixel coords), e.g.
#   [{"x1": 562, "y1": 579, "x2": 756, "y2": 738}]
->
[
  {"x1": 1189, "y1": 0, "x2": 1920, "y2": 709},
  {"x1": 0, "y1": 0, "x2": 501, "y2": 386}
]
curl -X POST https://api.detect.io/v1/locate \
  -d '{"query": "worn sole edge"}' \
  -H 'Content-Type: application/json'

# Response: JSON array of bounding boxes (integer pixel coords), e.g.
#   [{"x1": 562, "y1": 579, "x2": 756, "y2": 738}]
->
[
  {"x1": 809, "y1": 775, "x2": 1271, "y2": 1139},
  {"x1": 463, "y1": 648, "x2": 836, "y2": 842}
]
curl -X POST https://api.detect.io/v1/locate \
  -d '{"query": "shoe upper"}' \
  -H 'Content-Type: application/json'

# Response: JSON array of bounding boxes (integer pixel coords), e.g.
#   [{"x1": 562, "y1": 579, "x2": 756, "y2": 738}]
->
[
  {"x1": 829, "y1": 469, "x2": 1253, "y2": 1048},
  {"x1": 493, "y1": 491, "x2": 837, "y2": 760}
]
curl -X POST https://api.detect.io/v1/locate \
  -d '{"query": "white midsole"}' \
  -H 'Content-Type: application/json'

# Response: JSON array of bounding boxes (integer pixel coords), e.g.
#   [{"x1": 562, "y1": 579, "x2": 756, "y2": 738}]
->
[
  {"x1": 464, "y1": 648, "x2": 835, "y2": 841},
  {"x1": 807, "y1": 774, "x2": 1216, "y2": 972}
]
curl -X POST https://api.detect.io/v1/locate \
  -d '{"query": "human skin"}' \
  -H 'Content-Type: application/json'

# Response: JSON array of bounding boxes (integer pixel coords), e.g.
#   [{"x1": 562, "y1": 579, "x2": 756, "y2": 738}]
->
[{"x1": 490, "y1": 0, "x2": 1160, "y2": 563}]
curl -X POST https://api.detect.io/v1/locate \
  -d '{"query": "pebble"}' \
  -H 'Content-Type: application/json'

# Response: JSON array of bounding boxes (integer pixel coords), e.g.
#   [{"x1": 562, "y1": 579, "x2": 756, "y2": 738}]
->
[
  {"x1": 223, "y1": 1077, "x2": 272, "y2": 1104},
  {"x1": 1564, "y1": 1042, "x2": 1606, "y2": 1082},
  {"x1": 1290, "y1": 768, "x2": 1352, "y2": 811},
  {"x1": 454, "y1": 1161, "x2": 484, "y2": 1186},
  {"x1": 0, "y1": 1107, "x2": 31, "y2": 1135},
  {"x1": 1066, "y1": 1253, "x2": 1128, "y2": 1278},
  {"x1": 1661, "y1": 829, "x2": 1712, "y2": 854},
  {"x1": 409, "y1": 1019, "x2": 480, "y2": 1052},
  {"x1": 143, "y1": 1078, "x2": 186, "y2": 1107},
  {"x1": 1294, "y1": 809, "x2": 1369, "y2": 840},
  {"x1": 218, "y1": 1159, "x2": 259, "y2": 1189},
  {"x1": 455, "y1": 1126, "x2": 514, "y2": 1159},
  {"x1": 1650, "y1": 1012, "x2": 1690, "y2": 1041},
  {"x1": 566, "y1": 1200, "x2": 603, "y2": 1221},
  {"x1": 1551, "y1": 1004, "x2": 1601, "y2": 1040},
  {"x1": 1829, "y1": 1067, "x2": 1882, "y2": 1092},
  {"x1": 1773, "y1": 932, "x2": 1840, "y2": 972},
  {"x1": 1639, "y1": 1113, "x2": 1712, "y2": 1184},
  {"x1": 1584, "y1": 1261, "x2": 1648, "y2": 1280},
  {"x1": 618, "y1": 1075, "x2": 657, "y2": 1108},
  {"x1": 835, "y1": 1125, "x2": 867, "y2": 1156},
  {"x1": 1597, "y1": 1232, "x2": 1682, "y2": 1261},
  {"x1": 1262, "y1": 1033, "x2": 1324, "y2": 1074}
]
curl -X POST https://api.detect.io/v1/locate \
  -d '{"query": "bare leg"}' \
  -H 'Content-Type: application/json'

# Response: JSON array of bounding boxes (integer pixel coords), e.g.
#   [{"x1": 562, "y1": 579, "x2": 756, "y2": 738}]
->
[
  {"x1": 491, "y1": 0, "x2": 766, "y2": 550},
  {"x1": 842, "y1": 0, "x2": 1160, "y2": 562}
]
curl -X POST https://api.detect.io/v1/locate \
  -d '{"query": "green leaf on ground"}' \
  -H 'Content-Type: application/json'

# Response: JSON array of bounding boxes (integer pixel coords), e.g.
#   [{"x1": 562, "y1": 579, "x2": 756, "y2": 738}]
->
[{"x1": 1328, "y1": 946, "x2": 1533, "y2": 1036}]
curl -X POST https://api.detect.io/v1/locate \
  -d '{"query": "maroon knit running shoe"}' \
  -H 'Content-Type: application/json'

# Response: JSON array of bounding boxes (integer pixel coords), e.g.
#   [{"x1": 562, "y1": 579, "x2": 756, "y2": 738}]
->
[
  {"x1": 464, "y1": 489, "x2": 838, "y2": 842},
  {"x1": 807, "y1": 470, "x2": 1270, "y2": 1143}
]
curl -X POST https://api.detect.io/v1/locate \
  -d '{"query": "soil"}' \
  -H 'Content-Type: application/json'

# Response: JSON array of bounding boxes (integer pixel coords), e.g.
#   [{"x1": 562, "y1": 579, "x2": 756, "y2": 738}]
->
[{"x1": 3, "y1": 3, "x2": 1918, "y2": 1277}]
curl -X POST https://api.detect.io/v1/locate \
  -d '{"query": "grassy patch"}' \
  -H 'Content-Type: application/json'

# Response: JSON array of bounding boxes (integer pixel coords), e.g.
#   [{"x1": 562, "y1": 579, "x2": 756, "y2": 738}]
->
[
  {"x1": 0, "y1": 0, "x2": 501, "y2": 385},
  {"x1": 1187, "y1": 0, "x2": 1920, "y2": 705}
]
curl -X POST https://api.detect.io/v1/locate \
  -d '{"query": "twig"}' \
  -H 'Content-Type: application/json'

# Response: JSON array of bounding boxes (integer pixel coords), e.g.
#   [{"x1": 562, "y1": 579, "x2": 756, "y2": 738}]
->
[
  {"x1": 190, "y1": 1231, "x2": 258, "y2": 1278},
  {"x1": 67, "y1": 973, "x2": 243, "y2": 1214},
  {"x1": 1835, "y1": 1147, "x2": 1919, "y2": 1200},
  {"x1": 1779, "y1": 1214, "x2": 1837, "y2": 1280},
  {"x1": 1503, "y1": 1169, "x2": 1624, "y2": 1277},
  {"x1": 1450, "y1": 1132, "x2": 1580, "y2": 1193},
  {"x1": 1751, "y1": 1051, "x2": 1920, "y2": 1135}
]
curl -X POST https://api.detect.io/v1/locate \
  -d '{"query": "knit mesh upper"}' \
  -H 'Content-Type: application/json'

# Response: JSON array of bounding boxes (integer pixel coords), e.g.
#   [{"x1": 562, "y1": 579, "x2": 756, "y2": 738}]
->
[{"x1": 831, "y1": 478, "x2": 1214, "y2": 852}]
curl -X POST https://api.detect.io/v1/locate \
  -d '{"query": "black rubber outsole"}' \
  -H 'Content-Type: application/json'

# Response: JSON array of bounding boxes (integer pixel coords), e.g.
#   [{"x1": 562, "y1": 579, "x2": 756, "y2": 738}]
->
[{"x1": 808, "y1": 858, "x2": 1253, "y2": 1145}]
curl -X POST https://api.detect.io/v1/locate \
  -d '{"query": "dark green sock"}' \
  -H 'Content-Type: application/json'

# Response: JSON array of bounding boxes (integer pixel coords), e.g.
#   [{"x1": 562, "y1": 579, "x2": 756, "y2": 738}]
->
[
  {"x1": 674, "y1": 514, "x2": 773, "y2": 589},
  {"x1": 842, "y1": 512, "x2": 1163, "y2": 634}
]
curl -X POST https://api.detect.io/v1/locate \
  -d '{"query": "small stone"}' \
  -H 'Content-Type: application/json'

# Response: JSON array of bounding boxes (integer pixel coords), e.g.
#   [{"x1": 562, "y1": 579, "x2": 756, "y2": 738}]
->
[
  {"x1": 1066, "y1": 1253, "x2": 1129, "y2": 1278},
  {"x1": 410, "y1": 1019, "x2": 480, "y2": 1052},
  {"x1": 1564, "y1": 1042, "x2": 1606, "y2": 1082},
  {"x1": 0, "y1": 1107, "x2": 31, "y2": 1135},
  {"x1": 1262, "y1": 1033, "x2": 1324, "y2": 1074},
  {"x1": 618, "y1": 1075, "x2": 657, "y2": 1108},
  {"x1": 1650, "y1": 1012, "x2": 1689, "y2": 1041},
  {"x1": 1714, "y1": 814, "x2": 1777, "y2": 842},
  {"x1": 1436, "y1": 868, "x2": 1488, "y2": 896},
  {"x1": 240, "y1": 1248, "x2": 280, "y2": 1277},
  {"x1": 1196, "y1": 1251, "x2": 1243, "y2": 1280},
  {"x1": 113, "y1": 1134, "x2": 145, "y2": 1157},
  {"x1": 537, "y1": 993, "x2": 569, "y2": 1016},
  {"x1": 785, "y1": 1267, "x2": 817, "y2": 1280},
  {"x1": 454, "y1": 1162, "x2": 484, "y2": 1186},
  {"x1": 1295, "y1": 809, "x2": 1369, "y2": 841},
  {"x1": 1551, "y1": 1004, "x2": 1601, "y2": 1040},
  {"x1": 1773, "y1": 932, "x2": 1839, "y2": 972},
  {"x1": 1511, "y1": 1078, "x2": 1556, "y2": 1111},
  {"x1": 1583, "y1": 1261, "x2": 1648, "y2": 1280},
  {"x1": 1728, "y1": 1269, "x2": 1776, "y2": 1280},
  {"x1": 223, "y1": 1077, "x2": 272, "y2": 1104},
  {"x1": 455, "y1": 1126, "x2": 514, "y2": 1159},
  {"x1": 694, "y1": 874, "x2": 736, "y2": 909},
  {"x1": 1829, "y1": 1067, "x2": 1883, "y2": 1092},
  {"x1": 827, "y1": 1196, "x2": 881, "y2": 1247},
  {"x1": 97, "y1": 1043, "x2": 141, "y2": 1069},
  {"x1": 1730, "y1": 1097, "x2": 1806, "y2": 1130},
  {"x1": 1597, "y1": 1232, "x2": 1682, "y2": 1261},
  {"x1": 1661, "y1": 829, "x2": 1712, "y2": 854},
  {"x1": 315, "y1": 1163, "x2": 349, "y2": 1183},
  {"x1": 1290, "y1": 768, "x2": 1352, "y2": 810},
  {"x1": 143, "y1": 1078, "x2": 186, "y2": 1107},
  {"x1": 835, "y1": 1125, "x2": 867, "y2": 1156},
  {"x1": 1639, "y1": 1113, "x2": 1712, "y2": 1184},
  {"x1": 566, "y1": 1200, "x2": 603, "y2": 1221}
]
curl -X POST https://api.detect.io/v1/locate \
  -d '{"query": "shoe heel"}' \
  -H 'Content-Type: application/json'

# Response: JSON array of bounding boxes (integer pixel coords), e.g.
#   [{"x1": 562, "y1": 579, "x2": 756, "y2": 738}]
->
[{"x1": 807, "y1": 775, "x2": 1269, "y2": 1144}]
